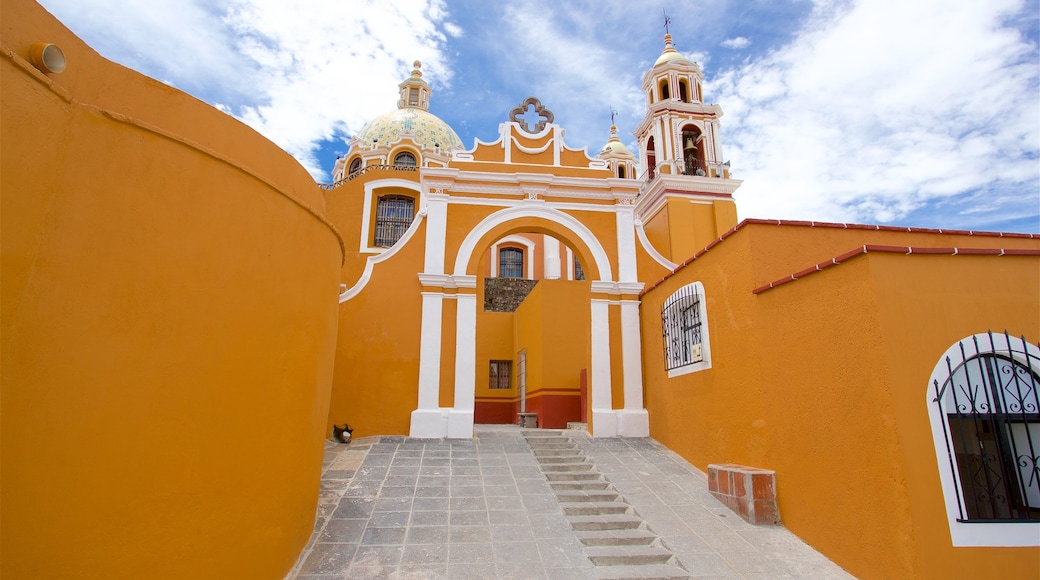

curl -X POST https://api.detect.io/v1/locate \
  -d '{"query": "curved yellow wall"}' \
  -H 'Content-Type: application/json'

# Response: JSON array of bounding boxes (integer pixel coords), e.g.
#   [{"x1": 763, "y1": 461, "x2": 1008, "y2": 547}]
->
[{"x1": 2, "y1": 2, "x2": 343, "y2": 577}]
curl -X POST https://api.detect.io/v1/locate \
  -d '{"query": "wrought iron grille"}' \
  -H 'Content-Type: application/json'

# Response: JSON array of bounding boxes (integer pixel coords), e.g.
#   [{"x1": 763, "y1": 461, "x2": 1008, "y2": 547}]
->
[
  {"x1": 373, "y1": 195, "x2": 414, "y2": 247},
  {"x1": 933, "y1": 331, "x2": 1040, "y2": 522},
  {"x1": 499, "y1": 247, "x2": 524, "y2": 279},
  {"x1": 661, "y1": 285, "x2": 703, "y2": 371}
]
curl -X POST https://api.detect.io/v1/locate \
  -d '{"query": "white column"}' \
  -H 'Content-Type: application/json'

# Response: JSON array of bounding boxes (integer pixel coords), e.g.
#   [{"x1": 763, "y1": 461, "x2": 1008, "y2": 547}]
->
[
  {"x1": 615, "y1": 206, "x2": 637, "y2": 283},
  {"x1": 590, "y1": 290, "x2": 616, "y2": 437},
  {"x1": 423, "y1": 193, "x2": 449, "y2": 275},
  {"x1": 543, "y1": 236, "x2": 561, "y2": 280},
  {"x1": 410, "y1": 290, "x2": 446, "y2": 437},
  {"x1": 448, "y1": 280, "x2": 477, "y2": 438},
  {"x1": 618, "y1": 298, "x2": 649, "y2": 437}
]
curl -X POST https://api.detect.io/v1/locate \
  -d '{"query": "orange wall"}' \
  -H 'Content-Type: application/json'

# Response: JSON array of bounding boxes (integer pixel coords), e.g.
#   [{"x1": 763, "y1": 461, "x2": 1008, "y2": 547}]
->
[
  {"x1": 640, "y1": 223, "x2": 1040, "y2": 579},
  {"x1": 2, "y1": 2, "x2": 343, "y2": 578},
  {"x1": 327, "y1": 221, "x2": 427, "y2": 438}
]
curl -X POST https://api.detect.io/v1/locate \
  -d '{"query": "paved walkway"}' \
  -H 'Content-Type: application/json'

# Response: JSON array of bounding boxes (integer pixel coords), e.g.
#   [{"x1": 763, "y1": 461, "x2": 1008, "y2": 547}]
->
[{"x1": 287, "y1": 425, "x2": 854, "y2": 579}]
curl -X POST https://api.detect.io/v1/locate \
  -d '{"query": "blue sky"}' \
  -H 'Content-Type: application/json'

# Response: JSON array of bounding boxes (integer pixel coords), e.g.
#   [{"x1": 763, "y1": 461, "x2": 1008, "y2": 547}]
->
[{"x1": 38, "y1": 0, "x2": 1040, "y2": 233}]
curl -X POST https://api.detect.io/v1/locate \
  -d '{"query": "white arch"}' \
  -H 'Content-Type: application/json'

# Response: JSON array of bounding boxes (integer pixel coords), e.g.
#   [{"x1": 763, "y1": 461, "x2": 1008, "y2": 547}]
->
[
  {"x1": 490, "y1": 235, "x2": 537, "y2": 279},
  {"x1": 452, "y1": 204, "x2": 614, "y2": 282},
  {"x1": 926, "y1": 332, "x2": 1040, "y2": 547}
]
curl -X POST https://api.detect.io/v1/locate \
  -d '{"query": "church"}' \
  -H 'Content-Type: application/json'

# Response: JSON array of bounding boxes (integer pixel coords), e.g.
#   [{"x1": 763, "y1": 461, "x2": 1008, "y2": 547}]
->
[{"x1": 2, "y1": 1, "x2": 1038, "y2": 578}]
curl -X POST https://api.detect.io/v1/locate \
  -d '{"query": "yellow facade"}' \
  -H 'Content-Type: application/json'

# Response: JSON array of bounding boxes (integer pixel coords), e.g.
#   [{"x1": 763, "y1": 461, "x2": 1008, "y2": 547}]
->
[{"x1": 3, "y1": 2, "x2": 1038, "y2": 578}]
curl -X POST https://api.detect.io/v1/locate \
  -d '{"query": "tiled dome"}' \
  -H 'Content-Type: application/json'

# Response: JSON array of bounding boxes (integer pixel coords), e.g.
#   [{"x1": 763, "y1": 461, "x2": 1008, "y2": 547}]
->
[{"x1": 355, "y1": 107, "x2": 463, "y2": 152}]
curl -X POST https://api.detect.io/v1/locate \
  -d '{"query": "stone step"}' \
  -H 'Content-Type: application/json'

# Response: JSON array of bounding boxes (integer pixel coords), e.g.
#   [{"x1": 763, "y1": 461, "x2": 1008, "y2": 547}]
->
[
  {"x1": 540, "y1": 462, "x2": 594, "y2": 472},
  {"x1": 569, "y1": 515, "x2": 644, "y2": 531},
  {"x1": 549, "y1": 481, "x2": 612, "y2": 491},
  {"x1": 554, "y1": 490, "x2": 620, "y2": 502},
  {"x1": 523, "y1": 434, "x2": 569, "y2": 441},
  {"x1": 575, "y1": 529, "x2": 659, "y2": 547},
  {"x1": 544, "y1": 471, "x2": 603, "y2": 482},
  {"x1": 525, "y1": 442, "x2": 575, "y2": 449},
  {"x1": 562, "y1": 502, "x2": 631, "y2": 517},
  {"x1": 522, "y1": 430, "x2": 566, "y2": 436},
  {"x1": 532, "y1": 451, "x2": 582, "y2": 459},
  {"x1": 535, "y1": 454, "x2": 587, "y2": 463},
  {"x1": 592, "y1": 563, "x2": 690, "y2": 580},
  {"x1": 585, "y1": 546, "x2": 675, "y2": 567}
]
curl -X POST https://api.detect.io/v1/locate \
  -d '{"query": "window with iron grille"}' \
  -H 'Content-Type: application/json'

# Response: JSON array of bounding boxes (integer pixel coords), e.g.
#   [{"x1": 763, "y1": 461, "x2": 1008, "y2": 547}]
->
[
  {"x1": 489, "y1": 360, "x2": 512, "y2": 389},
  {"x1": 348, "y1": 157, "x2": 362, "y2": 175},
  {"x1": 661, "y1": 282, "x2": 710, "y2": 376},
  {"x1": 373, "y1": 195, "x2": 414, "y2": 247},
  {"x1": 394, "y1": 151, "x2": 416, "y2": 167},
  {"x1": 499, "y1": 247, "x2": 524, "y2": 279},
  {"x1": 574, "y1": 255, "x2": 585, "y2": 280},
  {"x1": 928, "y1": 331, "x2": 1040, "y2": 546}
]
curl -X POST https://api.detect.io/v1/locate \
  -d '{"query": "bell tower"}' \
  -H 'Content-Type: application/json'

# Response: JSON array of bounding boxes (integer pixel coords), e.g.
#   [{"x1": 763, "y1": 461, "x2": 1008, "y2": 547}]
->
[{"x1": 632, "y1": 25, "x2": 742, "y2": 262}]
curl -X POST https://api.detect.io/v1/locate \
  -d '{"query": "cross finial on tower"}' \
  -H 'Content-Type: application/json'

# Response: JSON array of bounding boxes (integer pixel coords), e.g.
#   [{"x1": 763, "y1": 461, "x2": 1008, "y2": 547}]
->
[
  {"x1": 663, "y1": 11, "x2": 671, "y2": 34},
  {"x1": 610, "y1": 107, "x2": 618, "y2": 126}
]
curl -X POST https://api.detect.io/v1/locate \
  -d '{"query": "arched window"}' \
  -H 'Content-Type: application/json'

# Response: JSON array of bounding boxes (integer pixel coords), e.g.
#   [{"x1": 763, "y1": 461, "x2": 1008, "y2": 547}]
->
[
  {"x1": 928, "y1": 332, "x2": 1040, "y2": 546},
  {"x1": 498, "y1": 247, "x2": 524, "y2": 279},
  {"x1": 661, "y1": 281, "x2": 711, "y2": 377},
  {"x1": 373, "y1": 195, "x2": 414, "y2": 247},
  {"x1": 646, "y1": 136, "x2": 656, "y2": 181},
  {"x1": 393, "y1": 151, "x2": 416, "y2": 168},
  {"x1": 678, "y1": 80, "x2": 689, "y2": 102},
  {"x1": 681, "y1": 126, "x2": 705, "y2": 176},
  {"x1": 348, "y1": 157, "x2": 362, "y2": 176},
  {"x1": 617, "y1": 165, "x2": 626, "y2": 179},
  {"x1": 659, "y1": 81, "x2": 670, "y2": 100}
]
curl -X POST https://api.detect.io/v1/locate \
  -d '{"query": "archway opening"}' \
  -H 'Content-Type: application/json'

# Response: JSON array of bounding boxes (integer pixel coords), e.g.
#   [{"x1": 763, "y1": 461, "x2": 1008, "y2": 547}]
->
[{"x1": 473, "y1": 230, "x2": 593, "y2": 429}]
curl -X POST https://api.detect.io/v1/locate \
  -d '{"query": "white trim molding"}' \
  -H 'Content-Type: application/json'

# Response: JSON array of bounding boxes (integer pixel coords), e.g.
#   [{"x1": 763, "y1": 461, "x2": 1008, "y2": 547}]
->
[{"x1": 927, "y1": 332, "x2": 1040, "y2": 547}]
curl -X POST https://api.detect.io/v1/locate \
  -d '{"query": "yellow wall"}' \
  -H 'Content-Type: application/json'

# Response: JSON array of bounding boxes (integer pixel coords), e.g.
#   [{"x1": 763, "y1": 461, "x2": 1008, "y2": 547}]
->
[
  {"x1": 2, "y1": 2, "x2": 343, "y2": 577},
  {"x1": 640, "y1": 222, "x2": 1040, "y2": 579}
]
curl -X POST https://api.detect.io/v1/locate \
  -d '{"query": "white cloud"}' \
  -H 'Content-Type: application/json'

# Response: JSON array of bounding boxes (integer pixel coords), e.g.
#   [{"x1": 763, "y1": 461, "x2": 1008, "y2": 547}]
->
[
  {"x1": 40, "y1": 0, "x2": 456, "y2": 180},
  {"x1": 721, "y1": 36, "x2": 750, "y2": 49},
  {"x1": 711, "y1": 0, "x2": 1039, "y2": 227}
]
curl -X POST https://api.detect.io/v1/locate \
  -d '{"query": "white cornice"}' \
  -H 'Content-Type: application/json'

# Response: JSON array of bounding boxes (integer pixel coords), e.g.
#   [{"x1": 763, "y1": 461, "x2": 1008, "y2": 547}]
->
[{"x1": 635, "y1": 174, "x2": 743, "y2": 221}]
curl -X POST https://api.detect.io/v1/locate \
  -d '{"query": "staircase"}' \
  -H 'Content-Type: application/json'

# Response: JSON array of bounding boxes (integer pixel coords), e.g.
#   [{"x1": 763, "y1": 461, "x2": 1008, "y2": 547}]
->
[{"x1": 522, "y1": 430, "x2": 690, "y2": 580}]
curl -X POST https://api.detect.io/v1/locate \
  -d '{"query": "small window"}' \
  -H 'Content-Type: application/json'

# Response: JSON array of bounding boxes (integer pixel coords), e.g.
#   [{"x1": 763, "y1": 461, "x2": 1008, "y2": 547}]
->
[
  {"x1": 393, "y1": 151, "x2": 416, "y2": 168},
  {"x1": 348, "y1": 158, "x2": 362, "y2": 176},
  {"x1": 373, "y1": 195, "x2": 414, "y2": 247},
  {"x1": 617, "y1": 165, "x2": 626, "y2": 179},
  {"x1": 660, "y1": 81, "x2": 670, "y2": 100},
  {"x1": 499, "y1": 247, "x2": 524, "y2": 279},
  {"x1": 489, "y1": 360, "x2": 512, "y2": 389},
  {"x1": 574, "y1": 256, "x2": 585, "y2": 281},
  {"x1": 409, "y1": 87, "x2": 419, "y2": 106},
  {"x1": 661, "y1": 282, "x2": 711, "y2": 376},
  {"x1": 678, "y1": 80, "x2": 689, "y2": 102}
]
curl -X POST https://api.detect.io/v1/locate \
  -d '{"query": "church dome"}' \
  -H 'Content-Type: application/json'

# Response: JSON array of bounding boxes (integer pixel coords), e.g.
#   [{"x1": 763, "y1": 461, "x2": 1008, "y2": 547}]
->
[
  {"x1": 654, "y1": 33, "x2": 694, "y2": 67},
  {"x1": 599, "y1": 125, "x2": 635, "y2": 158},
  {"x1": 355, "y1": 107, "x2": 463, "y2": 152}
]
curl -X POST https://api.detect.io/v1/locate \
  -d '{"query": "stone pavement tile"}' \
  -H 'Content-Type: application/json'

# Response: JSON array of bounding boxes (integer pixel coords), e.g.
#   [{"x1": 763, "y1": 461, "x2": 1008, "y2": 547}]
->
[
  {"x1": 371, "y1": 497, "x2": 412, "y2": 512},
  {"x1": 450, "y1": 497, "x2": 486, "y2": 510},
  {"x1": 660, "y1": 533, "x2": 715, "y2": 555},
  {"x1": 400, "y1": 543, "x2": 449, "y2": 565},
  {"x1": 448, "y1": 542, "x2": 495, "y2": 563},
  {"x1": 449, "y1": 524, "x2": 491, "y2": 543},
  {"x1": 446, "y1": 562, "x2": 497, "y2": 579},
  {"x1": 495, "y1": 562, "x2": 548, "y2": 580},
  {"x1": 411, "y1": 497, "x2": 449, "y2": 512},
  {"x1": 410, "y1": 510, "x2": 449, "y2": 526},
  {"x1": 368, "y1": 510, "x2": 409, "y2": 527},
  {"x1": 491, "y1": 523, "x2": 536, "y2": 542},
  {"x1": 297, "y1": 543, "x2": 356, "y2": 575},
  {"x1": 361, "y1": 526, "x2": 407, "y2": 546},
  {"x1": 451, "y1": 509, "x2": 489, "y2": 526},
  {"x1": 318, "y1": 518, "x2": 365, "y2": 543},
  {"x1": 544, "y1": 568, "x2": 597, "y2": 580},
  {"x1": 675, "y1": 552, "x2": 743, "y2": 577},
  {"x1": 488, "y1": 508, "x2": 529, "y2": 525},
  {"x1": 536, "y1": 538, "x2": 591, "y2": 568},
  {"x1": 404, "y1": 525, "x2": 448, "y2": 544},
  {"x1": 353, "y1": 544, "x2": 405, "y2": 567},
  {"x1": 331, "y1": 497, "x2": 373, "y2": 519},
  {"x1": 493, "y1": 540, "x2": 541, "y2": 563},
  {"x1": 397, "y1": 563, "x2": 448, "y2": 578},
  {"x1": 722, "y1": 550, "x2": 794, "y2": 575}
]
